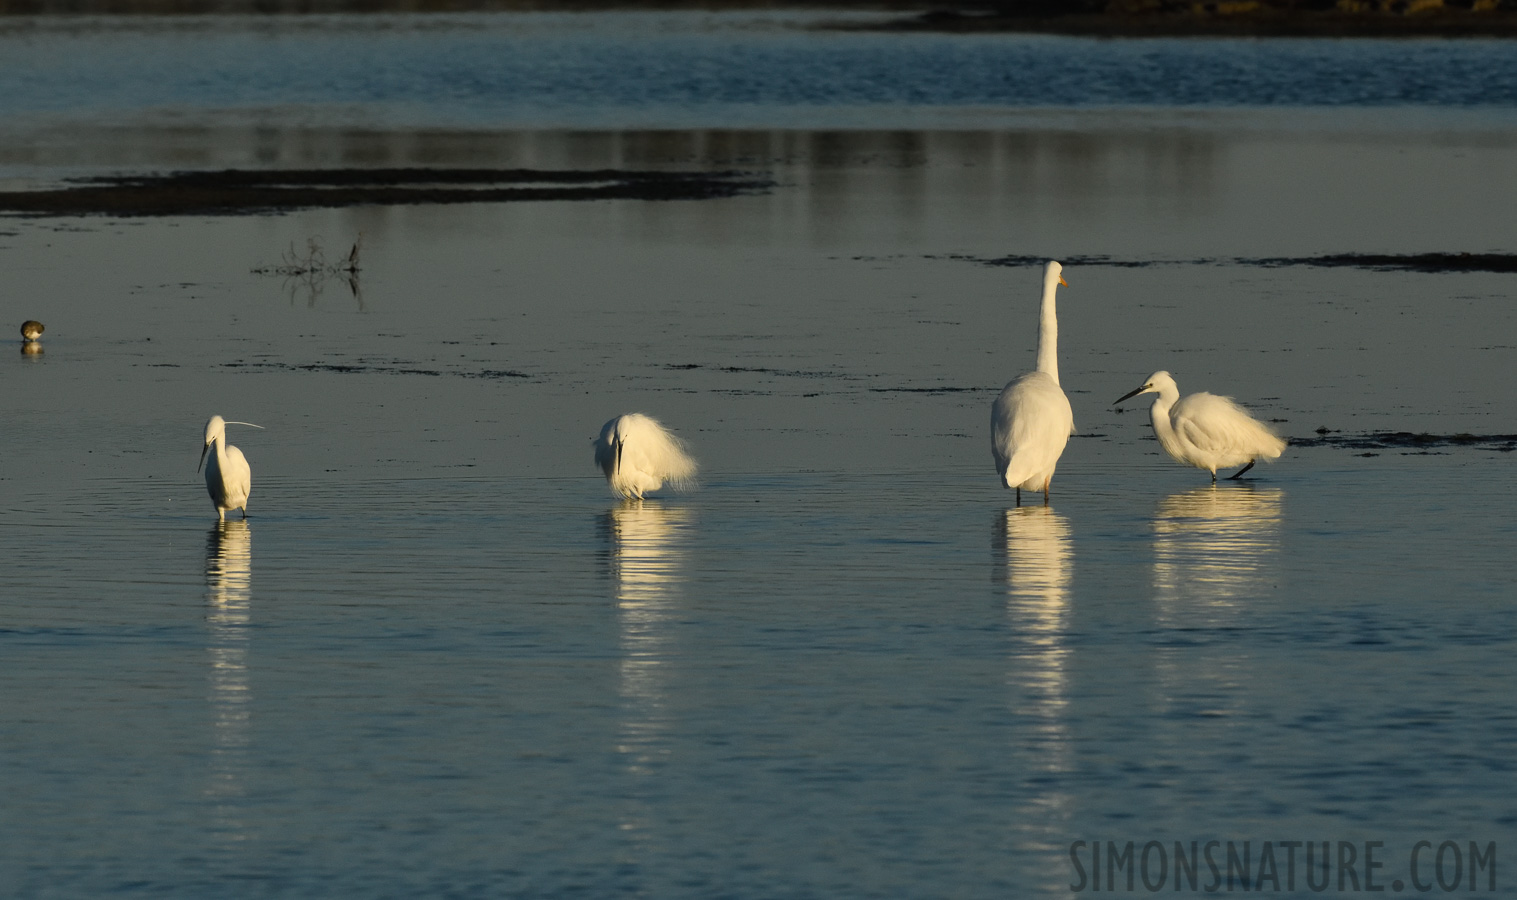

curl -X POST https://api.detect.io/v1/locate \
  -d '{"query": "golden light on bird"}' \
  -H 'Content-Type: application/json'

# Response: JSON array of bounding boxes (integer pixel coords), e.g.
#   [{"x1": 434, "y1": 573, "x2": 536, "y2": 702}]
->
[
  {"x1": 991, "y1": 261, "x2": 1075, "y2": 505},
  {"x1": 1114, "y1": 371, "x2": 1286, "y2": 481},
  {"x1": 199, "y1": 415, "x2": 265, "y2": 521},
  {"x1": 594, "y1": 413, "x2": 698, "y2": 501}
]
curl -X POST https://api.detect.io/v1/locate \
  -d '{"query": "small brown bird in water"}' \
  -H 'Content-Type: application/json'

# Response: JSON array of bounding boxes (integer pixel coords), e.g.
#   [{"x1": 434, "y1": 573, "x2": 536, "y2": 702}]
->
[{"x1": 20, "y1": 320, "x2": 43, "y2": 342}]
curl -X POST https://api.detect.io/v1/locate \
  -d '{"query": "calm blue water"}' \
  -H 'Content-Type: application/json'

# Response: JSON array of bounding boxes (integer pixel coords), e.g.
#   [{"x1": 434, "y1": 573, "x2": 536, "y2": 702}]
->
[
  {"x1": 2, "y1": 12, "x2": 1517, "y2": 132},
  {"x1": 4, "y1": 463, "x2": 1516, "y2": 897},
  {"x1": 2, "y1": 12, "x2": 1517, "y2": 899}
]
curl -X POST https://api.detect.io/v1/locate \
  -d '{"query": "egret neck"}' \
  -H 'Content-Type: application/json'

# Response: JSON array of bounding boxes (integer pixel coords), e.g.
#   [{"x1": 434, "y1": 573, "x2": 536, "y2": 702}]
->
[
  {"x1": 1034, "y1": 266, "x2": 1065, "y2": 385},
  {"x1": 1144, "y1": 379, "x2": 1186, "y2": 463}
]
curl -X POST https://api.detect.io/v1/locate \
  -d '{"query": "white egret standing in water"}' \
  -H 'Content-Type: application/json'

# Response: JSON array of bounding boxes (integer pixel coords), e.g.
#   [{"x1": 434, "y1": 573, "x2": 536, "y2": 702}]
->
[
  {"x1": 991, "y1": 260, "x2": 1075, "y2": 505},
  {"x1": 1114, "y1": 370, "x2": 1285, "y2": 481},
  {"x1": 199, "y1": 415, "x2": 263, "y2": 521},
  {"x1": 594, "y1": 413, "x2": 697, "y2": 500}
]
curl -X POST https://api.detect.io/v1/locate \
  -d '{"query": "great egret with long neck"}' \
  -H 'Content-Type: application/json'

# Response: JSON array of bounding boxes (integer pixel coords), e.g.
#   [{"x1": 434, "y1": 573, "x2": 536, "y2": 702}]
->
[
  {"x1": 199, "y1": 415, "x2": 263, "y2": 521},
  {"x1": 594, "y1": 413, "x2": 697, "y2": 500},
  {"x1": 1114, "y1": 370, "x2": 1285, "y2": 481},
  {"x1": 991, "y1": 260, "x2": 1075, "y2": 505}
]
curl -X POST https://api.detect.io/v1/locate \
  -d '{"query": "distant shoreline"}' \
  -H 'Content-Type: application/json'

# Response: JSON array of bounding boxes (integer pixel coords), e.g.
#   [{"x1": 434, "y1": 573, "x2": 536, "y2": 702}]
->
[
  {"x1": 868, "y1": 6, "x2": 1517, "y2": 37},
  {"x1": 4, "y1": 0, "x2": 1517, "y2": 38}
]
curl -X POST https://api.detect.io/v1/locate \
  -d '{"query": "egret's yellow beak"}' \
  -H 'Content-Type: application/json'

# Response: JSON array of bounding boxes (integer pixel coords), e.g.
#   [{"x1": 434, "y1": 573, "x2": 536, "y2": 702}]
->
[{"x1": 1059, "y1": 275, "x2": 1069, "y2": 287}]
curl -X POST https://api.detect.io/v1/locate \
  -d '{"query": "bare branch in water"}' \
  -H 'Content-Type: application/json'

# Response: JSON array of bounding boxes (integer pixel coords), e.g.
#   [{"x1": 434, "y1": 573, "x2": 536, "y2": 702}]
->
[{"x1": 251, "y1": 234, "x2": 364, "y2": 309}]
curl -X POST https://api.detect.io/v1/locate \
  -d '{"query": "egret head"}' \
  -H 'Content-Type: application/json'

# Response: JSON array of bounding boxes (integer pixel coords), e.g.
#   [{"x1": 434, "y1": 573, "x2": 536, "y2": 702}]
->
[
  {"x1": 204, "y1": 415, "x2": 227, "y2": 445},
  {"x1": 1044, "y1": 260, "x2": 1068, "y2": 288},
  {"x1": 199, "y1": 415, "x2": 262, "y2": 472},
  {"x1": 200, "y1": 416, "x2": 226, "y2": 472},
  {"x1": 1115, "y1": 370, "x2": 1176, "y2": 405},
  {"x1": 594, "y1": 415, "x2": 631, "y2": 480}
]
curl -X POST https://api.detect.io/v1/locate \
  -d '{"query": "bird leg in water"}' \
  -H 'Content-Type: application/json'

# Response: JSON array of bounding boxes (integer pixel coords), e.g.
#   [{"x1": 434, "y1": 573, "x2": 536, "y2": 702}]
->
[
  {"x1": 1014, "y1": 487, "x2": 1021, "y2": 507},
  {"x1": 1227, "y1": 460, "x2": 1257, "y2": 480}
]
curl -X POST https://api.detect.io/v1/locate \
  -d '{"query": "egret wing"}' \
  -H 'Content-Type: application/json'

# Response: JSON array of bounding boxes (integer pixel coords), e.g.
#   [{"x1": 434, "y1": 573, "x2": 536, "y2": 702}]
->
[
  {"x1": 224, "y1": 446, "x2": 253, "y2": 507},
  {"x1": 1172, "y1": 392, "x2": 1280, "y2": 465},
  {"x1": 992, "y1": 372, "x2": 1074, "y2": 488}
]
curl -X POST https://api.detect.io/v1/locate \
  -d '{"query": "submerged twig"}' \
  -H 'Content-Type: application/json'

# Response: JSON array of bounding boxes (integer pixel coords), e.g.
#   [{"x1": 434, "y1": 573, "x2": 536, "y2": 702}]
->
[{"x1": 251, "y1": 234, "x2": 364, "y2": 309}]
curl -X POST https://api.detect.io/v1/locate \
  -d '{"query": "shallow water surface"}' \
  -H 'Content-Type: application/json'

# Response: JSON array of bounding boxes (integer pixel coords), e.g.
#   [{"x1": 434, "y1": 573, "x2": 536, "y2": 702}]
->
[{"x1": 4, "y1": 461, "x2": 1516, "y2": 896}]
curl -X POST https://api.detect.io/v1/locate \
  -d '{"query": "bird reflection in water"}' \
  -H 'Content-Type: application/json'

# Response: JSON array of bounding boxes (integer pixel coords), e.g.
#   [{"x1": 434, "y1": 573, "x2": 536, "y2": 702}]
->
[
  {"x1": 1153, "y1": 485, "x2": 1283, "y2": 619},
  {"x1": 995, "y1": 506, "x2": 1074, "y2": 840},
  {"x1": 204, "y1": 520, "x2": 253, "y2": 848},
  {"x1": 1152, "y1": 485, "x2": 1282, "y2": 720},
  {"x1": 603, "y1": 500, "x2": 692, "y2": 860}
]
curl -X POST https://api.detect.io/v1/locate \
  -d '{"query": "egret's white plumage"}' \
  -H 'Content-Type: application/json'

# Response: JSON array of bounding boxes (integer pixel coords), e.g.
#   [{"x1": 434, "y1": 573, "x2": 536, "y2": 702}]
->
[
  {"x1": 991, "y1": 260, "x2": 1075, "y2": 504},
  {"x1": 199, "y1": 415, "x2": 263, "y2": 521},
  {"x1": 1115, "y1": 370, "x2": 1285, "y2": 481},
  {"x1": 594, "y1": 413, "x2": 697, "y2": 500}
]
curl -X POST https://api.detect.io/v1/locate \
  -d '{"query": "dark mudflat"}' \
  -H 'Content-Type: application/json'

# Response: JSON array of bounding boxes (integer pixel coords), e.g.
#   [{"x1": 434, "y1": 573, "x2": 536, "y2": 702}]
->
[
  {"x1": 1252, "y1": 253, "x2": 1517, "y2": 273},
  {"x1": 964, "y1": 252, "x2": 1517, "y2": 273},
  {"x1": 219, "y1": 361, "x2": 533, "y2": 378},
  {"x1": 0, "y1": 167, "x2": 773, "y2": 217},
  {"x1": 1294, "y1": 431, "x2": 1517, "y2": 451}
]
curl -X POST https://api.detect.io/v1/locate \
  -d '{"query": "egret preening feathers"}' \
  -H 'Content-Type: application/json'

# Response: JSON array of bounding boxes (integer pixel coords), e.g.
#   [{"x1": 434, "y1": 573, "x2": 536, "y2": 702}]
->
[
  {"x1": 199, "y1": 415, "x2": 263, "y2": 521},
  {"x1": 594, "y1": 413, "x2": 698, "y2": 501},
  {"x1": 991, "y1": 260, "x2": 1075, "y2": 505},
  {"x1": 1114, "y1": 370, "x2": 1285, "y2": 481}
]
